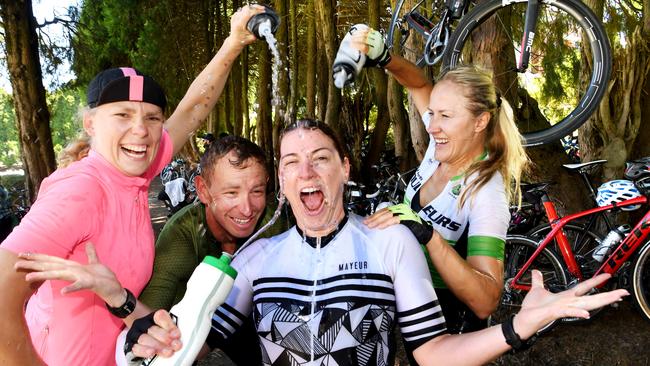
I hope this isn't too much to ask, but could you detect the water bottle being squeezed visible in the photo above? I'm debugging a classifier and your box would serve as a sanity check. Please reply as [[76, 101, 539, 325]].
[[246, 5, 280, 40], [332, 24, 369, 89]]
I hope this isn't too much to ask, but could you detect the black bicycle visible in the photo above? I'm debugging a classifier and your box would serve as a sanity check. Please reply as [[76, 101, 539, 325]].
[[387, 0, 612, 146]]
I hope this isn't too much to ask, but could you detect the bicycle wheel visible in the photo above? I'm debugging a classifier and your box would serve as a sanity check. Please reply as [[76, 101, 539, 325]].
[[631, 240, 650, 323], [528, 223, 604, 279], [490, 235, 567, 334], [527, 222, 608, 322], [443, 0, 611, 146]]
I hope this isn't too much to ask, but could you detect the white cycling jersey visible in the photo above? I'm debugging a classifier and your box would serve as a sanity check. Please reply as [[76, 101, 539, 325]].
[[209, 214, 446, 366], [404, 134, 509, 288], [405, 140, 509, 244]]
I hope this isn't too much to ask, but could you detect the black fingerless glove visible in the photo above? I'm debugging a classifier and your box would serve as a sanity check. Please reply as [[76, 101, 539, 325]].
[[124, 311, 157, 355], [387, 203, 434, 244]]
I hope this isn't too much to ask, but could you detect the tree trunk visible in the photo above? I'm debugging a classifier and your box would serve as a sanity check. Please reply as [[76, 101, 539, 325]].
[[315, 0, 341, 132], [288, 0, 298, 122], [317, 46, 329, 122], [0, 0, 56, 202], [257, 43, 275, 189], [242, 46, 250, 139], [364, 0, 391, 175], [389, 76, 416, 171], [305, 1, 317, 119]]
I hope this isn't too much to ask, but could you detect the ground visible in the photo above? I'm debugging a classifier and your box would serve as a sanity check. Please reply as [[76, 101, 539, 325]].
[[147, 177, 650, 366]]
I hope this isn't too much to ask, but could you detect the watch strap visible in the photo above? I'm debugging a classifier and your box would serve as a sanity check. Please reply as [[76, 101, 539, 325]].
[[501, 314, 536, 351], [106, 288, 136, 318]]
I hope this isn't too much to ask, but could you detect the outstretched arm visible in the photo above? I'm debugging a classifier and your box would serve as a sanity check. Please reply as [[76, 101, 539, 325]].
[[164, 5, 264, 155], [0, 248, 45, 365], [413, 271, 628, 365]]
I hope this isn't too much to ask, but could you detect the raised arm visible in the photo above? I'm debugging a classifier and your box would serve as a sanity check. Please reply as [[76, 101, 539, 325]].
[[348, 26, 433, 115], [0, 249, 44, 365], [164, 5, 264, 155]]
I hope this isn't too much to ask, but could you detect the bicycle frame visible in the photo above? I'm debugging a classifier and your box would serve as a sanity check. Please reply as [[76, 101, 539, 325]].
[[392, 0, 541, 69], [511, 195, 649, 291]]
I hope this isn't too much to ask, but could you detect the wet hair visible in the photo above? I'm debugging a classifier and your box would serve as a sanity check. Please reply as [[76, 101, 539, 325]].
[[199, 135, 267, 184], [279, 119, 347, 161], [438, 65, 529, 207]]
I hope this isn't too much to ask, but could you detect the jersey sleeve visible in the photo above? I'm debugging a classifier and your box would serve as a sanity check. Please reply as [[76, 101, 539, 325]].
[[1, 173, 101, 258], [466, 173, 509, 259], [388, 226, 447, 351], [138, 220, 198, 310], [207, 244, 256, 349]]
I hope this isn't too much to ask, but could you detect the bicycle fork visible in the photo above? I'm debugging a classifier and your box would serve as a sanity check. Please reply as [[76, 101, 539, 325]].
[[518, 0, 540, 71]]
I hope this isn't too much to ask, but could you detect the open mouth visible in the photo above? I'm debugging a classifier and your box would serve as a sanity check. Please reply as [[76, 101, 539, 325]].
[[121, 144, 147, 159], [434, 137, 449, 145], [300, 186, 325, 215]]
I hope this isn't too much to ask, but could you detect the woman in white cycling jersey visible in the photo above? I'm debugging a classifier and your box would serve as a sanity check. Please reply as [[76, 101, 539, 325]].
[[357, 27, 529, 338]]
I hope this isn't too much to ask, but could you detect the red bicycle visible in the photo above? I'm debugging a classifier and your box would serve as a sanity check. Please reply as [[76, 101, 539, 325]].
[[495, 157, 650, 332]]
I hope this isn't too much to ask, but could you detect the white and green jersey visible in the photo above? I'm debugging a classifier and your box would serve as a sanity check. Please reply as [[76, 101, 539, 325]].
[[404, 140, 509, 288]]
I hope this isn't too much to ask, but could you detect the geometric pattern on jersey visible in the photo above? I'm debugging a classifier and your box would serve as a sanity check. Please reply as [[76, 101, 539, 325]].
[[254, 300, 395, 366], [210, 214, 448, 366]]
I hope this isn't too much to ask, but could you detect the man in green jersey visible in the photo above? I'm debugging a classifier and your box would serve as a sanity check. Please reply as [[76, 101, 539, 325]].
[[139, 135, 287, 365]]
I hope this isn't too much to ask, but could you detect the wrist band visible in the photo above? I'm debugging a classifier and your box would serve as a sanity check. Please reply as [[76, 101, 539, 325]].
[[501, 314, 536, 351], [106, 288, 136, 318]]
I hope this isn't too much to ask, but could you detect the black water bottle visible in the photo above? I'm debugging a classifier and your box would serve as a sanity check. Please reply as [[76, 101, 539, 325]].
[[246, 5, 280, 40]]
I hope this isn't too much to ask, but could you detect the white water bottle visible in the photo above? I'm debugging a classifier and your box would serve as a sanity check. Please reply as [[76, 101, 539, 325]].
[[146, 254, 237, 366], [333, 24, 368, 89], [592, 225, 630, 262]]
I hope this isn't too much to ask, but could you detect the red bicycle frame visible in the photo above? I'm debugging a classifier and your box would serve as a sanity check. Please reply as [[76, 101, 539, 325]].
[[510, 195, 650, 291]]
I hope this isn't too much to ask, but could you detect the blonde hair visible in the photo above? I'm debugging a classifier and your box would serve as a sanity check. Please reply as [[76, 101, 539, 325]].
[[58, 130, 91, 169], [439, 65, 529, 207]]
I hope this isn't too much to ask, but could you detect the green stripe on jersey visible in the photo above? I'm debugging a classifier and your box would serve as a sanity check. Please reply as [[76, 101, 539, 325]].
[[467, 235, 504, 260]]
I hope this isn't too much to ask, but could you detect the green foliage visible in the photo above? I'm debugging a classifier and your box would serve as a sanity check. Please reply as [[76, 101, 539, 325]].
[[48, 87, 86, 155], [0, 90, 20, 168], [0, 87, 84, 168]]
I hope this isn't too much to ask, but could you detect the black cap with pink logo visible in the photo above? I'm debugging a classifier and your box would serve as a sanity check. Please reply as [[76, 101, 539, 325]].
[[86, 67, 167, 110]]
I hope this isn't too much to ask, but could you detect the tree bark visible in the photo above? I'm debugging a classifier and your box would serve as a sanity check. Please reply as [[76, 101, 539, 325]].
[[314, 0, 341, 132], [288, 0, 298, 122], [257, 43, 275, 188], [364, 0, 391, 175], [305, 1, 317, 119], [0, 0, 56, 202]]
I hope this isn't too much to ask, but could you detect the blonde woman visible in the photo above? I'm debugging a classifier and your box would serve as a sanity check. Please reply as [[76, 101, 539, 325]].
[[359, 29, 528, 341]]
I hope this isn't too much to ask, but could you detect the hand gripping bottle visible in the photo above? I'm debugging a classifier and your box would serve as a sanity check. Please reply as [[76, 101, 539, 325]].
[[147, 254, 237, 366], [332, 24, 368, 89], [246, 5, 280, 40]]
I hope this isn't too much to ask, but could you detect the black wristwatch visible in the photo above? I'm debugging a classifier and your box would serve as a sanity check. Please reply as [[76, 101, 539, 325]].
[[105, 288, 136, 318], [502, 314, 537, 351]]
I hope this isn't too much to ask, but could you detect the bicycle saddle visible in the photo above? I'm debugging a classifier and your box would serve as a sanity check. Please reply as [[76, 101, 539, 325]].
[[563, 159, 607, 174]]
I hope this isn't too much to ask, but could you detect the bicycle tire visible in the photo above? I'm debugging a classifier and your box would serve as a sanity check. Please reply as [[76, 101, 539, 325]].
[[631, 240, 650, 323], [490, 235, 567, 334], [527, 222, 608, 322], [442, 0, 612, 146]]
